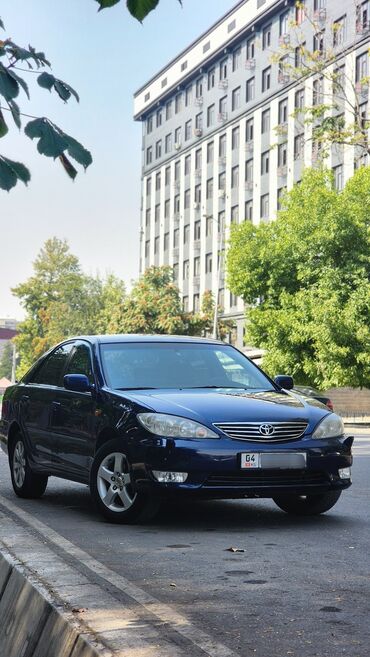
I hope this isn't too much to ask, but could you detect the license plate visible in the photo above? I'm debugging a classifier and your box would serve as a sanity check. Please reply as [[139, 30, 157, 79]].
[[241, 453, 260, 469]]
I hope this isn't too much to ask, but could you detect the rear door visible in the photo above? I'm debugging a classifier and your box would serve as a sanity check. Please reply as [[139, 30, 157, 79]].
[[20, 343, 75, 467], [49, 341, 97, 478]]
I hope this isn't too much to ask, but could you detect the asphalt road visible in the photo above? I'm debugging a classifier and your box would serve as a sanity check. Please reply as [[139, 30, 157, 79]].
[[0, 430, 369, 657]]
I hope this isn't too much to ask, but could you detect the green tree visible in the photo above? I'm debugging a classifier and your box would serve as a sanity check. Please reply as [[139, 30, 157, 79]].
[[227, 167, 370, 388], [13, 238, 126, 376], [0, 340, 13, 380], [95, 0, 182, 22]]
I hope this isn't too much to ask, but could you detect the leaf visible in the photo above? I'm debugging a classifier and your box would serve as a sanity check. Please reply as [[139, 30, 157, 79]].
[[7, 68, 30, 99], [0, 63, 20, 100], [25, 118, 68, 158], [8, 100, 21, 129], [95, 0, 120, 9], [126, 0, 160, 21], [59, 153, 77, 180], [64, 134, 92, 169], [0, 155, 30, 191], [0, 18, 4, 30], [6, 42, 50, 68], [0, 109, 8, 138], [38, 72, 79, 103]]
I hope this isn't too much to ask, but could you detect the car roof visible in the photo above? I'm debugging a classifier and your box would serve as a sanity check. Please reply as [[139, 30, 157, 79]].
[[66, 334, 226, 346]]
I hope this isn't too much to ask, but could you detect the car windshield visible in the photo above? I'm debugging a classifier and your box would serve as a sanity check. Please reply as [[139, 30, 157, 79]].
[[100, 342, 274, 391]]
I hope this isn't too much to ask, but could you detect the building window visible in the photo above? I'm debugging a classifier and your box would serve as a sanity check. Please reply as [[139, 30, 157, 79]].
[[194, 184, 201, 204], [206, 216, 213, 236], [207, 141, 214, 163], [262, 66, 271, 92], [184, 188, 191, 209], [185, 85, 192, 107], [278, 97, 288, 123], [313, 31, 325, 54], [203, 40, 210, 54], [175, 92, 182, 114], [165, 166, 170, 186], [219, 57, 228, 80], [146, 147, 152, 165], [232, 86, 241, 111], [246, 77, 255, 102], [232, 47, 241, 72], [165, 100, 172, 120], [277, 187, 287, 211], [164, 232, 169, 251], [195, 112, 203, 130], [245, 200, 253, 221], [279, 10, 289, 36], [146, 177, 152, 196], [181, 60, 188, 72], [294, 133, 304, 159], [219, 133, 227, 157], [261, 151, 269, 175], [183, 260, 189, 279], [295, 43, 306, 68], [246, 36, 255, 60], [185, 119, 192, 141], [155, 140, 162, 159], [296, 1, 305, 24], [155, 172, 161, 191], [174, 160, 180, 181], [278, 142, 287, 166], [207, 104, 215, 127], [219, 95, 227, 116], [206, 178, 213, 199], [195, 148, 202, 170], [154, 236, 160, 254], [164, 199, 170, 218], [231, 205, 239, 223], [183, 296, 189, 311], [262, 24, 271, 49], [312, 78, 323, 105], [147, 115, 153, 134], [261, 108, 270, 133], [174, 127, 181, 146], [184, 155, 191, 176], [173, 263, 179, 281], [245, 158, 253, 182], [156, 109, 162, 127], [194, 220, 201, 240], [218, 210, 225, 232], [165, 133, 172, 153], [145, 240, 150, 257], [196, 77, 203, 98], [356, 51, 368, 82], [231, 165, 239, 188], [173, 195, 180, 213], [184, 225, 190, 245], [205, 253, 213, 274], [295, 88, 305, 109], [208, 67, 215, 90], [246, 118, 254, 142], [218, 171, 226, 190], [193, 294, 200, 311], [333, 164, 344, 190], [145, 208, 151, 225], [232, 126, 240, 150], [261, 194, 269, 219], [173, 228, 179, 247], [356, 1, 370, 32]]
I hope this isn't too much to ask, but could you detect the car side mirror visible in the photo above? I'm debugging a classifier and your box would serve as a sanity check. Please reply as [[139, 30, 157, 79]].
[[274, 375, 294, 390], [64, 374, 91, 393]]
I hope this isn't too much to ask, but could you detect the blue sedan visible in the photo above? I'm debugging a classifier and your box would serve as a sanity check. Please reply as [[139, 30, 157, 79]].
[[0, 335, 353, 523]]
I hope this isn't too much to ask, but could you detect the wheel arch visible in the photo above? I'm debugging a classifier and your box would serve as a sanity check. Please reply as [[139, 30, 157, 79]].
[[7, 421, 22, 455], [95, 427, 120, 454]]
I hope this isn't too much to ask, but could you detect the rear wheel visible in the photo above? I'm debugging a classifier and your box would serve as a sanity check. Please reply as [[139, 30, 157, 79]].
[[273, 490, 342, 516], [9, 433, 48, 499], [90, 439, 160, 524]]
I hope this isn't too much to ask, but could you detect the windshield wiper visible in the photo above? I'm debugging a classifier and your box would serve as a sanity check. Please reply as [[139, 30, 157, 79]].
[[116, 387, 158, 390], [183, 385, 249, 390]]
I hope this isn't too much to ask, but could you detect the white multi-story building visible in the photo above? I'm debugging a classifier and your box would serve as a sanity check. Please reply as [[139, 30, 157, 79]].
[[134, 0, 369, 347]]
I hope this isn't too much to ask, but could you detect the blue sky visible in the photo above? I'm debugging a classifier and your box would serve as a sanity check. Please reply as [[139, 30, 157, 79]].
[[0, 0, 231, 319]]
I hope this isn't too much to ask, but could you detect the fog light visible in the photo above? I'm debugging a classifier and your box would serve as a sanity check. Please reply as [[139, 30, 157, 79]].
[[338, 467, 351, 480], [152, 471, 188, 483]]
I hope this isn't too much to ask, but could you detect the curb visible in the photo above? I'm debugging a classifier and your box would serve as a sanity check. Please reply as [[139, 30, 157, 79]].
[[0, 552, 109, 657]]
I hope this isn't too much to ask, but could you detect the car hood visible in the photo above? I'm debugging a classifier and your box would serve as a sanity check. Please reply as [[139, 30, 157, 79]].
[[115, 388, 328, 433]]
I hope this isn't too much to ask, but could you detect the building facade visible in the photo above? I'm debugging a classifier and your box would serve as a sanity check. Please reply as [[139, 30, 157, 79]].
[[134, 0, 370, 347]]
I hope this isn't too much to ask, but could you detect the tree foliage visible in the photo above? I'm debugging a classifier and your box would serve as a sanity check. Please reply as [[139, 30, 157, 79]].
[[227, 167, 370, 388], [0, 340, 13, 380], [271, 3, 370, 160], [95, 0, 182, 22]]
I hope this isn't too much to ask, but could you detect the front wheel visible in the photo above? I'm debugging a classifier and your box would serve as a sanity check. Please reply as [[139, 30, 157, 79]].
[[9, 433, 48, 499], [273, 490, 342, 516], [90, 439, 160, 524]]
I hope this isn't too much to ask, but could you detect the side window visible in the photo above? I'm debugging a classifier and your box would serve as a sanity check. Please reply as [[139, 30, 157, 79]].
[[65, 344, 94, 384], [31, 344, 74, 386]]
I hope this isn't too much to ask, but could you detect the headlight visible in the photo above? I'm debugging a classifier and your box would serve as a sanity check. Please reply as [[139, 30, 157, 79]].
[[137, 413, 219, 439], [312, 413, 344, 439]]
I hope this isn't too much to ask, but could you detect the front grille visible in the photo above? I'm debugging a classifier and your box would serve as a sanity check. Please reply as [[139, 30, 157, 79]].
[[205, 470, 328, 488], [213, 421, 308, 442]]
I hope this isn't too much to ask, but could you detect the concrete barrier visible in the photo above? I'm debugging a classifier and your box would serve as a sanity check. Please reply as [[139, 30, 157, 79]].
[[0, 552, 103, 657]]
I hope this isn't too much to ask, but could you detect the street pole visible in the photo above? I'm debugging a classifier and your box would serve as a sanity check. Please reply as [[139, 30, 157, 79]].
[[212, 213, 224, 340]]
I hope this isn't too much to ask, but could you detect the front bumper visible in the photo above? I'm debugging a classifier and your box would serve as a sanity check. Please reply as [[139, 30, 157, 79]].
[[131, 434, 353, 499]]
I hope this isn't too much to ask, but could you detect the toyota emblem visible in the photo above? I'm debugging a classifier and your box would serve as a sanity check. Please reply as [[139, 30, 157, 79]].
[[259, 423, 275, 436]]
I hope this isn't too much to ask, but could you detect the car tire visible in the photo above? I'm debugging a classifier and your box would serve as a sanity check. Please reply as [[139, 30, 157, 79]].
[[273, 490, 342, 516], [9, 433, 48, 499], [90, 439, 160, 524]]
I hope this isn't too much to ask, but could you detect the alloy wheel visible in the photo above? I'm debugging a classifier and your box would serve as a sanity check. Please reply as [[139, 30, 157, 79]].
[[13, 440, 26, 488], [97, 452, 137, 513]]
